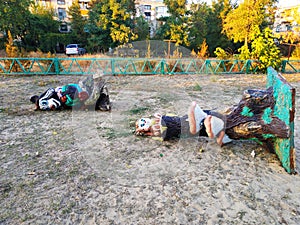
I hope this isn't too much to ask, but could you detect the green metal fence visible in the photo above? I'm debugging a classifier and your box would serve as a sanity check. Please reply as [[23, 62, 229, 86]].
[[0, 57, 298, 75]]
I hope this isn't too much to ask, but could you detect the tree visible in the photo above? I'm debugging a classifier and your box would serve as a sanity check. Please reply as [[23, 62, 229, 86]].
[[223, 1, 262, 45], [100, 0, 137, 44], [86, 1, 111, 52], [0, 0, 33, 49], [163, 0, 189, 46], [135, 16, 150, 41], [25, 3, 60, 52], [68, 0, 88, 45], [222, 0, 277, 46], [5, 30, 20, 57], [188, 2, 210, 52], [87, 0, 137, 52], [251, 26, 281, 71], [197, 39, 209, 58], [206, 0, 236, 56], [152, 17, 170, 41]]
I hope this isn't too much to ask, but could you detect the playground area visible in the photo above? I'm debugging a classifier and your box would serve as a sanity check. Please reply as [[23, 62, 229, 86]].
[[0, 73, 300, 224]]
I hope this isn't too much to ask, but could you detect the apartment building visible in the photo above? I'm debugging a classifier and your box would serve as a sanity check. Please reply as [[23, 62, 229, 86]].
[[135, 0, 169, 37], [35, 0, 91, 32], [273, 4, 300, 33], [35, 1, 300, 37], [35, 0, 170, 36]]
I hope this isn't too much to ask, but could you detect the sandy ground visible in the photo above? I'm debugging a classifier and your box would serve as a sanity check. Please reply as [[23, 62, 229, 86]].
[[0, 73, 300, 224]]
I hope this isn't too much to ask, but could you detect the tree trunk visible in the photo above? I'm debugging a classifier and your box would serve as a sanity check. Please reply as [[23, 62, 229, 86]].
[[224, 87, 290, 143]]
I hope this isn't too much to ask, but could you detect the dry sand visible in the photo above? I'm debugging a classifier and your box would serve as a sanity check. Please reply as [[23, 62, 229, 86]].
[[0, 73, 300, 224]]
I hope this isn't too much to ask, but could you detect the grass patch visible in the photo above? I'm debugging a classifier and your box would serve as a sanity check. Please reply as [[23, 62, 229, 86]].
[[127, 106, 149, 115], [98, 127, 132, 139], [156, 93, 177, 104], [209, 75, 218, 82], [192, 83, 202, 91]]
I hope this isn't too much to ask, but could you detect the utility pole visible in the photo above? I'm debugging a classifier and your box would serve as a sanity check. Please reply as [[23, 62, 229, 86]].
[[164, 40, 176, 58]]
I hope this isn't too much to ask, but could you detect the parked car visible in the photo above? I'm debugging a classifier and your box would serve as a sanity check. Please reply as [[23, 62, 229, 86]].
[[65, 44, 86, 56]]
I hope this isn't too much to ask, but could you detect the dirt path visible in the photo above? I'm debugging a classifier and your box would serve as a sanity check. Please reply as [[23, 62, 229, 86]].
[[0, 73, 300, 224]]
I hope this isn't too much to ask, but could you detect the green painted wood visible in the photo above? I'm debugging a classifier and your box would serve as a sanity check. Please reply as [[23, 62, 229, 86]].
[[281, 60, 299, 73], [267, 67, 296, 173], [1, 57, 300, 75], [0, 58, 263, 75]]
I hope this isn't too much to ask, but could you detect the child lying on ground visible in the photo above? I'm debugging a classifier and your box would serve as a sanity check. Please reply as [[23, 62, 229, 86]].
[[135, 101, 232, 146], [30, 84, 89, 110], [135, 87, 291, 148], [30, 74, 111, 111]]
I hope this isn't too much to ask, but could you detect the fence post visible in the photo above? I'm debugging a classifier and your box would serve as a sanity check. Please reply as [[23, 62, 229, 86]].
[[161, 59, 165, 75], [281, 60, 287, 73], [111, 58, 115, 75], [205, 59, 211, 74], [54, 58, 60, 75], [245, 59, 251, 74]]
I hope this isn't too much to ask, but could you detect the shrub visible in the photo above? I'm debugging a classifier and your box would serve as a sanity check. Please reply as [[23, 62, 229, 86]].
[[250, 27, 281, 72]]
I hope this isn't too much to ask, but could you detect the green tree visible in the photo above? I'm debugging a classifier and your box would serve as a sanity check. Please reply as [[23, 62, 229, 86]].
[[0, 0, 33, 49], [206, 0, 236, 56], [25, 4, 60, 52], [100, 0, 137, 44], [68, 0, 88, 45], [222, 0, 277, 46], [163, 0, 189, 46], [152, 17, 170, 40], [251, 26, 281, 71], [135, 16, 150, 41], [86, 0, 113, 52], [87, 0, 137, 52], [188, 2, 210, 52]]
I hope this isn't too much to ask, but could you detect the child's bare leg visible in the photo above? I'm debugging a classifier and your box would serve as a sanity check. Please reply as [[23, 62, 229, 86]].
[[204, 115, 214, 138], [216, 130, 225, 146], [188, 101, 197, 134]]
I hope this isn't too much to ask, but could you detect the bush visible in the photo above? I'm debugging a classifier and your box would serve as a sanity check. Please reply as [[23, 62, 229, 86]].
[[250, 27, 281, 72], [291, 44, 300, 58]]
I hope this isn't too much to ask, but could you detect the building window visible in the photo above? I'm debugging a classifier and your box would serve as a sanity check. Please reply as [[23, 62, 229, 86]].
[[80, 2, 89, 9], [57, 0, 65, 5], [145, 12, 151, 21], [60, 23, 68, 32], [156, 6, 168, 14], [144, 5, 151, 10], [58, 8, 66, 20], [156, 6, 169, 18], [275, 25, 281, 32], [286, 24, 292, 31]]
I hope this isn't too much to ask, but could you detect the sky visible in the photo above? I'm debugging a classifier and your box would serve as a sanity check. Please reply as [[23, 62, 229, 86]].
[[201, 0, 300, 7], [278, 0, 300, 7]]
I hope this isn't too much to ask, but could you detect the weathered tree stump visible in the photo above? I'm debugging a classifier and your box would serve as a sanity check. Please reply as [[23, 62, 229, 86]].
[[225, 87, 290, 141], [222, 67, 296, 174]]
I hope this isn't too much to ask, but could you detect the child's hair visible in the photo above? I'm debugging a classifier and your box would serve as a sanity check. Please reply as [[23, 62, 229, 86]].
[[30, 95, 39, 104], [30, 95, 40, 109]]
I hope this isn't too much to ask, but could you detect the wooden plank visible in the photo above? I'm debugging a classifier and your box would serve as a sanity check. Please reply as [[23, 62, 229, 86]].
[[266, 67, 296, 173]]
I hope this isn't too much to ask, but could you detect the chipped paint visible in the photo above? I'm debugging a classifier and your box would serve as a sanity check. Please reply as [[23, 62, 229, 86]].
[[241, 106, 254, 117], [262, 107, 272, 124], [262, 133, 276, 139], [267, 67, 296, 173]]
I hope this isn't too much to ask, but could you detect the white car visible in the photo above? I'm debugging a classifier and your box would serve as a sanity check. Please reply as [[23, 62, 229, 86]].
[[65, 44, 86, 56]]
